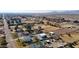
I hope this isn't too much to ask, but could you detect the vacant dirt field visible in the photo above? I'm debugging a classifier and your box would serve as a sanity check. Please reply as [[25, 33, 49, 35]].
[[60, 31, 79, 42], [34, 24, 60, 32]]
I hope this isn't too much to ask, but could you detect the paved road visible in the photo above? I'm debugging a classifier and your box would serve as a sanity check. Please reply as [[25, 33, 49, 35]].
[[3, 14, 16, 48]]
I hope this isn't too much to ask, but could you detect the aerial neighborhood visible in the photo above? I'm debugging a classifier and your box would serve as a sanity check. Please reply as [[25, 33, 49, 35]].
[[0, 12, 79, 48]]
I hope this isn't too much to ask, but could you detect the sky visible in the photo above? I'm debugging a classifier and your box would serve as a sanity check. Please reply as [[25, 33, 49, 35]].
[[0, 10, 52, 13], [0, 0, 79, 13]]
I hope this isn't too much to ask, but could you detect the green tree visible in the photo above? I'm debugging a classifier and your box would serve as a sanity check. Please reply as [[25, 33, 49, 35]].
[[25, 24, 32, 33]]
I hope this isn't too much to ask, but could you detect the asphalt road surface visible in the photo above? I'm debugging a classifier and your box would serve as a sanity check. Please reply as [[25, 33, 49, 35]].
[[3, 14, 16, 48]]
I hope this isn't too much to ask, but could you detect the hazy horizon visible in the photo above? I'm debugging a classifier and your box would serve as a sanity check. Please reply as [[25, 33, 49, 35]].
[[0, 10, 79, 13]]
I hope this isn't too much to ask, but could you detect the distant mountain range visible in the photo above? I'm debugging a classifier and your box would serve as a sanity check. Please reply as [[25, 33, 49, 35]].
[[21, 10, 79, 16], [50, 10, 79, 14], [1, 10, 79, 16]]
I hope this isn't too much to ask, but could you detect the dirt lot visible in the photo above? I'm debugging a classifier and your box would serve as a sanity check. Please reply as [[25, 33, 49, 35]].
[[34, 24, 60, 33]]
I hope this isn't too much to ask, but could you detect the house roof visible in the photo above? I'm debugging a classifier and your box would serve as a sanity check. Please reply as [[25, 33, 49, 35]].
[[38, 33, 47, 37], [23, 36, 32, 41], [49, 32, 55, 34]]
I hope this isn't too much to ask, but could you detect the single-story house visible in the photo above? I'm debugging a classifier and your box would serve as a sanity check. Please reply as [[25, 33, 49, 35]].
[[36, 33, 47, 40]]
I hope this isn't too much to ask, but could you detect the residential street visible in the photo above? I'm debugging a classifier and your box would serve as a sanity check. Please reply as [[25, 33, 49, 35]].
[[3, 14, 16, 48]]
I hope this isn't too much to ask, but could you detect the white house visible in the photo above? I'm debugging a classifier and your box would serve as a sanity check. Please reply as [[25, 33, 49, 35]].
[[49, 32, 60, 40], [23, 35, 32, 42], [49, 32, 55, 36], [36, 33, 47, 40]]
